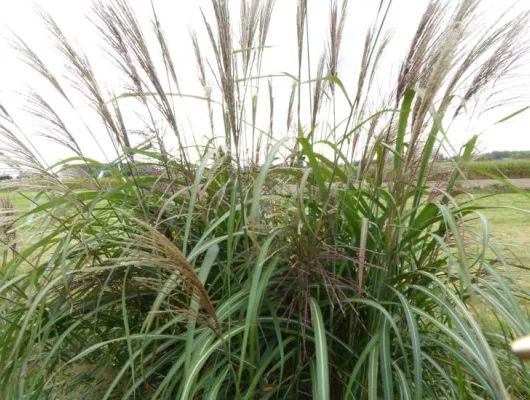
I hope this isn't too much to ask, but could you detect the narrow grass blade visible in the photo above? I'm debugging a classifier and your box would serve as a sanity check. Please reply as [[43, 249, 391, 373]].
[[310, 297, 329, 400]]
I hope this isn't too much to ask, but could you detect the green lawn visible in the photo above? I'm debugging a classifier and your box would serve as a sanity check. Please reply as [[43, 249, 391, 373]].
[[8, 191, 38, 213], [3, 190, 530, 275], [1, 192, 48, 268], [4, 190, 530, 264], [467, 193, 530, 267]]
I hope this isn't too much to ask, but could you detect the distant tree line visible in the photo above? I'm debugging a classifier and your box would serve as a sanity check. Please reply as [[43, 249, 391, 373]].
[[477, 151, 530, 161], [430, 150, 530, 163]]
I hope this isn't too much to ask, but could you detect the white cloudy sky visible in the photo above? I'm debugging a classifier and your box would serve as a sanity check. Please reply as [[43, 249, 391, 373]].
[[0, 0, 529, 171]]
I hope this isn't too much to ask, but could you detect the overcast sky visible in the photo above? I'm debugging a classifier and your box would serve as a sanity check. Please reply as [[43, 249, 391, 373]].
[[0, 0, 529, 170]]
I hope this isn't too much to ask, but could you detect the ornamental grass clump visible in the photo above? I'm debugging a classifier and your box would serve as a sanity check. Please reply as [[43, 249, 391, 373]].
[[0, 0, 530, 398]]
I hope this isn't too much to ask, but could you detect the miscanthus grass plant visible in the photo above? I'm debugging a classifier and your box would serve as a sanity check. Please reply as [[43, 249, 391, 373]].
[[1, 0, 530, 398]]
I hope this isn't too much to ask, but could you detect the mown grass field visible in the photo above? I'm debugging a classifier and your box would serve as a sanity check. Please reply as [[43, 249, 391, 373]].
[[467, 193, 530, 268], [7, 190, 530, 267], [9, 191, 36, 212]]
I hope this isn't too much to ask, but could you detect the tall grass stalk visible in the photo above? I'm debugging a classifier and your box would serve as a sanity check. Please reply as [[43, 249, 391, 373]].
[[0, 0, 530, 398]]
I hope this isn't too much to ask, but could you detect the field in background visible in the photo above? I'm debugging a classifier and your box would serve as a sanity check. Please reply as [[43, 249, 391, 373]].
[[433, 159, 530, 180], [9, 192, 36, 212], [466, 193, 530, 268], [6, 189, 529, 267]]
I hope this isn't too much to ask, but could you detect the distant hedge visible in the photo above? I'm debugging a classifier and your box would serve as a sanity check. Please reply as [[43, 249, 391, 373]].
[[431, 160, 530, 180]]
